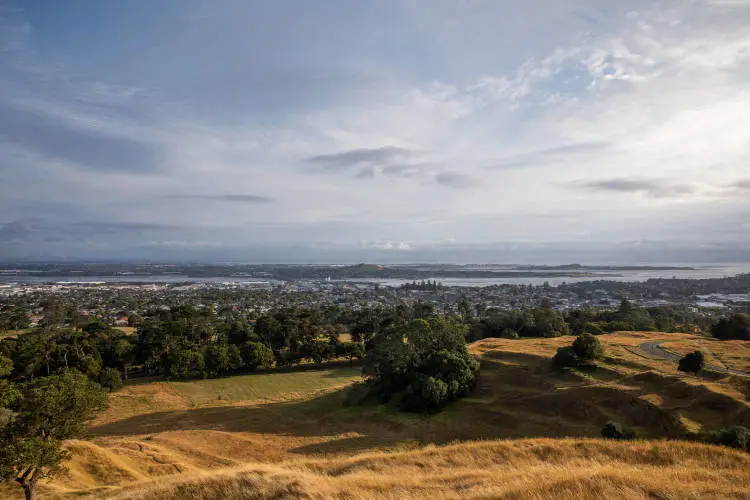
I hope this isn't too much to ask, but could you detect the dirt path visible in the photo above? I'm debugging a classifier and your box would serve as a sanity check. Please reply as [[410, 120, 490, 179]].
[[639, 342, 750, 377]]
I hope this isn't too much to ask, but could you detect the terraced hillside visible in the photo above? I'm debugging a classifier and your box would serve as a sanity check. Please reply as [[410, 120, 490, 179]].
[[6, 332, 749, 499]]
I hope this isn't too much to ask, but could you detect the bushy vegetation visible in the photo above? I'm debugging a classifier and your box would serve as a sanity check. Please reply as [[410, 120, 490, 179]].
[[711, 314, 750, 340], [97, 367, 123, 392], [678, 351, 705, 374], [712, 425, 749, 451], [361, 317, 479, 411], [553, 333, 603, 370]]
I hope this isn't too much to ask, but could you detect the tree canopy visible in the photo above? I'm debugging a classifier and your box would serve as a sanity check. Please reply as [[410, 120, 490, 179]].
[[0, 369, 107, 500], [362, 317, 479, 411]]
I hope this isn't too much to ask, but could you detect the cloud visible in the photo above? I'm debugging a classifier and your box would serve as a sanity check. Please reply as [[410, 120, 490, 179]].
[[0, 219, 181, 246], [363, 240, 414, 251], [167, 194, 275, 203], [0, 220, 34, 243], [67, 221, 181, 231], [583, 178, 696, 198], [732, 179, 750, 190], [306, 146, 413, 171], [434, 171, 479, 189], [488, 141, 611, 170], [0, 103, 162, 173]]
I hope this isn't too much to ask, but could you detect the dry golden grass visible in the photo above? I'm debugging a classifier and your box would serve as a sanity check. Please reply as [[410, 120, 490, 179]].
[[660, 339, 750, 374], [114, 327, 136, 335], [55, 439, 750, 499], [7, 331, 750, 499]]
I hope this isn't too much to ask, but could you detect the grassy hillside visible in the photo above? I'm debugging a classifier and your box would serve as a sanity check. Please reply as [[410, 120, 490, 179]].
[[8, 331, 750, 498], [61, 439, 750, 499]]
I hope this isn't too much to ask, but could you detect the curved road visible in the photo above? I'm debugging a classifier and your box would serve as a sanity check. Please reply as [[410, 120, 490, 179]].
[[639, 342, 750, 377]]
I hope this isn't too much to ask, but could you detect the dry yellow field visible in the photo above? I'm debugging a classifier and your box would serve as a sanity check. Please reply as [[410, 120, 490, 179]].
[[7, 331, 750, 499], [660, 338, 750, 374]]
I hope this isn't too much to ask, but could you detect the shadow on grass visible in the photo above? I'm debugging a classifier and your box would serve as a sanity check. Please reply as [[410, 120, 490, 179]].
[[90, 350, 748, 455]]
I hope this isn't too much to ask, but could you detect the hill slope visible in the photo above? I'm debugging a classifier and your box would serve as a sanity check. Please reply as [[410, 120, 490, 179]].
[[7, 331, 749, 498], [70, 438, 750, 499]]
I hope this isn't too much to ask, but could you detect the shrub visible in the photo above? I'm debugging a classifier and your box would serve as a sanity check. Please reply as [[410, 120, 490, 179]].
[[553, 346, 581, 369], [98, 367, 123, 392], [714, 425, 749, 451], [678, 351, 704, 374], [601, 421, 635, 440], [572, 333, 603, 360]]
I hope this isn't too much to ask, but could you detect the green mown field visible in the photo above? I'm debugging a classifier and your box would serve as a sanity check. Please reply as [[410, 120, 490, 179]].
[[171, 366, 362, 405]]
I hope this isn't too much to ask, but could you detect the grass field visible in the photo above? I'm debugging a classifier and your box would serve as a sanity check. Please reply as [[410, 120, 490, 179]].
[[7, 331, 750, 499], [171, 366, 362, 405], [61, 438, 750, 499], [661, 338, 750, 373]]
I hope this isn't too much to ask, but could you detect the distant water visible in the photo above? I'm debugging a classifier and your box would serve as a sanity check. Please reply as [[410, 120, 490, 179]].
[[342, 263, 750, 287], [1, 264, 749, 288]]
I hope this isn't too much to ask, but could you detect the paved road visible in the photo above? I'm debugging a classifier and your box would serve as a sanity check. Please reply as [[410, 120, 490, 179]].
[[638, 342, 750, 377]]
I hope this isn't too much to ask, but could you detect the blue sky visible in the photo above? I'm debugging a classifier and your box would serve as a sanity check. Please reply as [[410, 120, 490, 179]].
[[1, 0, 749, 262]]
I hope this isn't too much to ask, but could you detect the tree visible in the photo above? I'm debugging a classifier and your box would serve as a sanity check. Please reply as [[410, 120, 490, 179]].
[[241, 342, 274, 371], [362, 318, 479, 412], [227, 344, 242, 372], [0, 370, 107, 500], [711, 314, 750, 341], [0, 357, 21, 428], [678, 350, 704, 374], [98, 367, 123, 392], [168, 349, 205, 379], [572, 333, 603, 360], [204, 345, 231, 377]]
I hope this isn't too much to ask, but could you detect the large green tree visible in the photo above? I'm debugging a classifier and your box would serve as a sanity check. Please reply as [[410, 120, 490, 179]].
[[0, 370, 108, 500], [363, 318, 479, 411]]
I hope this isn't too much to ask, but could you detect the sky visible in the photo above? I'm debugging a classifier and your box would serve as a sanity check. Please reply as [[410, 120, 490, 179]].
[[1, 0, 749, 263]]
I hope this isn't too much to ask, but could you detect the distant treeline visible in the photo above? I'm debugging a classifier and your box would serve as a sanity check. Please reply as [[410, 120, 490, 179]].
[[1, 295, 744, 390]]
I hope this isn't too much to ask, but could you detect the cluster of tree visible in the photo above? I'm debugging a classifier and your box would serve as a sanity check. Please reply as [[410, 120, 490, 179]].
[[467, 301, 707, 342], [0, 305, 30, 331], [356, 317, 480, 411], [569, 300, 703, 334], [469, 307, 570, 340], [553, 333, 603, 370], [710, 314, 750, 340], [0, 324, 129, 391], [132, 306, 366, 379]]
